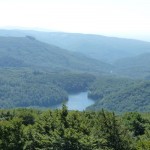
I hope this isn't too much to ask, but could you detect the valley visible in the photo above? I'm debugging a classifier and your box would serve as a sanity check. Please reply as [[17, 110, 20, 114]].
[[0, 29, 150, 111], [0, 29, 150, 149]]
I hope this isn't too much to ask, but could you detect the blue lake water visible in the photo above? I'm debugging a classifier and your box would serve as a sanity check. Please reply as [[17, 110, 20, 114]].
[[51, 92, 94, 111]]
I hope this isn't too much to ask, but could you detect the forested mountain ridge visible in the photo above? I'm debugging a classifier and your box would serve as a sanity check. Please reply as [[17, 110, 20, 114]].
[[1, 29, 150, 63], [2, 29, 150, 78], [0, 36, 112, 73]]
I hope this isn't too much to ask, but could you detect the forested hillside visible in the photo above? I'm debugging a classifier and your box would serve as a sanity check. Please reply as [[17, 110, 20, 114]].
[[0, 107, 150, 149], [87, 76, 150, 112], [114, 53, 150, 78], [0, 69, 95, 108], [0, 36, 111, 73]]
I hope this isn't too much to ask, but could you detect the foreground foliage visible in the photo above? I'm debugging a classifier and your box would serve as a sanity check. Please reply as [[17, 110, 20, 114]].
[[0, 107, 150, 150]]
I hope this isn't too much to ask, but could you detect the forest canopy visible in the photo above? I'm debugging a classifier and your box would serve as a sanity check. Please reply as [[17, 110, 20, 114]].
[[0, 107, 150, 150]]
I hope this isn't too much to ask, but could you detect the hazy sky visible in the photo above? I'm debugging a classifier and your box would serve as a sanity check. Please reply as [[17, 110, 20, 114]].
[[0, 0, 150, 40]]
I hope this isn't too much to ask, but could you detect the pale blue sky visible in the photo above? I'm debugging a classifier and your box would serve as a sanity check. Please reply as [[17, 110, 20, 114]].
[[0, 0, 150, 40]]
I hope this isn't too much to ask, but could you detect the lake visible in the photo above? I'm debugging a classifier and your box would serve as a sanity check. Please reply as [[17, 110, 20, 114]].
[[51, 92, 95, 111]]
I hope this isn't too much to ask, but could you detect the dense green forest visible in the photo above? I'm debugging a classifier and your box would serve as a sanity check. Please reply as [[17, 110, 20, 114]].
[[0, 69, 95, 108], [0, 107, 150, 150], [87, 77, 150, 112], [1, 68, 150, 112]]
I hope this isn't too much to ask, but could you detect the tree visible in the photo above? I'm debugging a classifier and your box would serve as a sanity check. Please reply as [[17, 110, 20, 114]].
[[0, 118, 24, 150], [123, 112, 145, 136], [98, 110, 134, 150]]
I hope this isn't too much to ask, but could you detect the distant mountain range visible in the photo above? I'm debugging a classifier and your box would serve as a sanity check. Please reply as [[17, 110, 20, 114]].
[[1, 29, 150, 78], [1, 29, 150, 63]]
